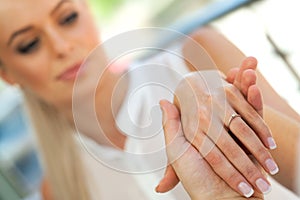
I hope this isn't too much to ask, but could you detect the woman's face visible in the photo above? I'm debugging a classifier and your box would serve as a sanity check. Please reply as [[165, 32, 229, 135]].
[[0, 0, 101, 108]]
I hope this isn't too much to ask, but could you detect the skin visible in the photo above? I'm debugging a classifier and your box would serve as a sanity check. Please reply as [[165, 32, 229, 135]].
[[160, 68, 300, 198], [183, 27, 300, 192], [0, 0, 100, 109], [160, 99, 263, 200], [0, 0, 127, 148], [157, 58, 273, 198], [184, 27, 300, 123], [0, 0, 293, 198]]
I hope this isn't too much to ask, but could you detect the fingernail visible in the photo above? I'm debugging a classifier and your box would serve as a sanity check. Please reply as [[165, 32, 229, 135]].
[[155, 185, 161, 193], [267, 137, 277, 150], [256, 178, 272, 194], [265, 158, 279, 175], [238, 182, 254, 198]]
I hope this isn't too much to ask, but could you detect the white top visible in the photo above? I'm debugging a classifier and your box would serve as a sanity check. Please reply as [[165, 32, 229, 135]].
[[80, 47, 299, 199]]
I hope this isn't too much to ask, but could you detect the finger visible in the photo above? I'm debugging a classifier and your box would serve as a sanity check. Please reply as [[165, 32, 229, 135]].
[[224, 88, 279, 174], [225, 86, 276, 150], [234, 57, 258, 91], [191, 131, 255, 198], [155, 165, 179, 193], [248, 85, 263, 117], [226, 68, 239, 83], [158, 100, 204, 195], [227, 114, 279, 176], [240, 69, 264, 117], [160, 100, 183, 143], [230, 59, 263, 118], [210, 127, 272, 195], [240, 69, 257, 97]]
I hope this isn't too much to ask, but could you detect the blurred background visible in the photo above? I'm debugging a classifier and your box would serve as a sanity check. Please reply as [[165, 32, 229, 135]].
[[0, 0, 299, 199]]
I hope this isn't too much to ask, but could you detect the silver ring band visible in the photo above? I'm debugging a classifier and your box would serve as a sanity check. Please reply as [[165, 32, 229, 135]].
[[228, 113, 241, 127]]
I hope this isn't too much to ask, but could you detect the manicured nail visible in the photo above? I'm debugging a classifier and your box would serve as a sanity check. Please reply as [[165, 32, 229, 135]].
[[238, 182, 254, 198], [256, 178, 272, 194], [265, 158, 279, 175], [267, 137, 277, 150]]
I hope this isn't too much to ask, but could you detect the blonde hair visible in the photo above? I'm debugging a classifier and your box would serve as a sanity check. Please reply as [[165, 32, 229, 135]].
[[23, 90, 92, 200]]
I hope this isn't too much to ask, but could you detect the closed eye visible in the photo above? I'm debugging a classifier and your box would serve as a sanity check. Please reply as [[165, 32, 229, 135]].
[[17, 37, 40, 54], [60, 12, 78, 25]]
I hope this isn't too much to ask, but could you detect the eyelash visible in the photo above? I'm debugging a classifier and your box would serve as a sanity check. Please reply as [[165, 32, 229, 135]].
[[60, 11, 79, 25], [17, 37, 40, 54], [17, 11, 79, 55]]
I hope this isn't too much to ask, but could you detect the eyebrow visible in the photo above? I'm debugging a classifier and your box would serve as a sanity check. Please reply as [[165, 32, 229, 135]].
[[7, 0, 68, 47], [50, 0, 68, 16], [7, 26, 34, 47]]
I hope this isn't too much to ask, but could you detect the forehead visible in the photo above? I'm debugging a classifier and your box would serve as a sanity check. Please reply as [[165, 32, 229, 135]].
[[0, 0, 62, 44], [0, 0, 62, 23]]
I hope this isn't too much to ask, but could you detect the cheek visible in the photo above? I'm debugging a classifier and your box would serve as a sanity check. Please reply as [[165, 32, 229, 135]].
[[77, 11, 100, 48], [5, 53, 51, 88]]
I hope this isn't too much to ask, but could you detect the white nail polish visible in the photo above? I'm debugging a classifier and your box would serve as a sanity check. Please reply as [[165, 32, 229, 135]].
[[267, 137, 277, 150], [256, 178, 272, 194], [238, 182, 254, 198], [265, 158, 279, 175]]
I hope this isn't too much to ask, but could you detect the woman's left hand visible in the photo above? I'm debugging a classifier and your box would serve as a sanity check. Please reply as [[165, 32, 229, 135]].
[[159, 99, 264, 200], [156, 57, 278, 197]]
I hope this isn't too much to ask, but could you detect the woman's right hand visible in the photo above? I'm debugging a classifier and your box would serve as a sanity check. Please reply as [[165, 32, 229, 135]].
[[226, 57, 263, 117]]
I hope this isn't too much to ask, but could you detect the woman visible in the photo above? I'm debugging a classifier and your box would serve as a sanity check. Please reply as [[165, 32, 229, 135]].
[[0, 0, 296, 199]]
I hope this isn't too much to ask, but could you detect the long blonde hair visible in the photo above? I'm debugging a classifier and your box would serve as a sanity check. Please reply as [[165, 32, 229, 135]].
[[23, 90, 92, 200]]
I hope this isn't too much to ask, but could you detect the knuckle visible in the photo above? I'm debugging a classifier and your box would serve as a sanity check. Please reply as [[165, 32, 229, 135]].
[[197, 107, 207, 119], [227, 145, 242, 160], [252, 117, 269, 133], [225, 85, 245, 105], [236, 123, 251, 137], [225, 85, 239, 97], [197, 107, 210, 126], [205, 151, 224, 167], [200, 92, 212, 101], [247, 113, 271, 138], [246, 109, 260, 122], [253, 146, 269, 161], [224, 85, 233, 97], [184, 122, 199, 141], [197, 93, 213, 107], [243, 165, 259, 180], [226, 171, 242, 185]]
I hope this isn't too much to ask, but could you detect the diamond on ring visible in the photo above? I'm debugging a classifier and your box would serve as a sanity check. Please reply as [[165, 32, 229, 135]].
[[227, 113, 241, 127]]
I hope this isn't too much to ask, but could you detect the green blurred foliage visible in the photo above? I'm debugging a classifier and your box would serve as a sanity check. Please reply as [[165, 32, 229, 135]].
[[88, 0, 125, 19]]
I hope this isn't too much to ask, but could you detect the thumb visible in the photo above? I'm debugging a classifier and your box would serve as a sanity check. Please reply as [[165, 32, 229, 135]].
[[155, 164, 180, 193], [159, 99, 182, 145], [155, 100, 183, 193]]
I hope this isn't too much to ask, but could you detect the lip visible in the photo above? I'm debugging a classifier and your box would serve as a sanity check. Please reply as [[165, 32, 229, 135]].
[[56, 61, 85, 81]]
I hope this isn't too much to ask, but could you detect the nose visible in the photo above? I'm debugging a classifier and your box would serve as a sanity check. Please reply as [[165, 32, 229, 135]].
[[47, 28, 74, 59]]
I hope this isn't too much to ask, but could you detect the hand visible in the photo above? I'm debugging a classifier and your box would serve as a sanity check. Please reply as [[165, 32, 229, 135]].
[[159, 100, 263, 200], [156, 57, 278, 197], [226, 57, 263, 117]]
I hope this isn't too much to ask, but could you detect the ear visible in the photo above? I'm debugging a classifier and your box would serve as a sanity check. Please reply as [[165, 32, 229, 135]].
[[0, 67, 17, 85]]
